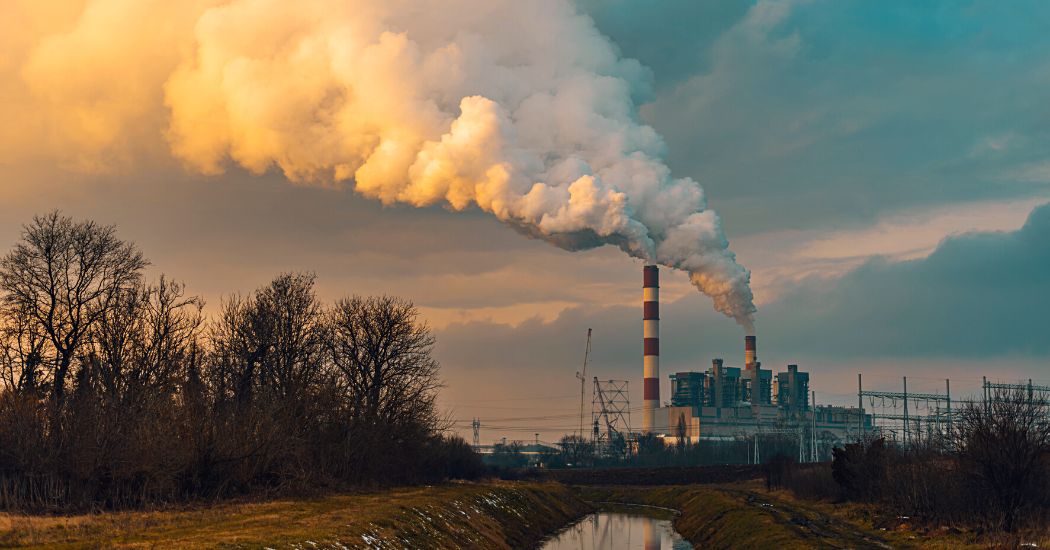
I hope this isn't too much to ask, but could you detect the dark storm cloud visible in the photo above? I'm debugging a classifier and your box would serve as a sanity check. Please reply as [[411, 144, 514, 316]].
[[581, 0, 1050, 236], [761, 202, 1050, 358], [577, 0, 750, 87]]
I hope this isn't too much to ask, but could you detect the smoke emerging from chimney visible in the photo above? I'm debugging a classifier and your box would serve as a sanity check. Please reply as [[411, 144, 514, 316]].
[[28, 0, 758, 328]]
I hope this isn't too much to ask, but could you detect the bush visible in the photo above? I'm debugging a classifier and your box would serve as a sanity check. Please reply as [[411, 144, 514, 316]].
[[824, 389, 1050, 536], [764, 453, 794, 491], [784, 463, 841, 501], [954, 389, 1050, 532], [831, 437, 889, 503]]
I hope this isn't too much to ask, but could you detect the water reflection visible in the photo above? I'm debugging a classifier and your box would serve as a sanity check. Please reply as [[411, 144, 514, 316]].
[[539, 512, 694, 550]]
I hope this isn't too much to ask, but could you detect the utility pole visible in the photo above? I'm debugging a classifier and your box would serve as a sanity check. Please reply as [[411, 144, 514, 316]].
[[812, 390, 817, 462], [576, 329, 592, 439], [945, 378, 951, 443], [798, 425, 804, 463], [857, 373, 863, 438], [903, 376, 909, 447]]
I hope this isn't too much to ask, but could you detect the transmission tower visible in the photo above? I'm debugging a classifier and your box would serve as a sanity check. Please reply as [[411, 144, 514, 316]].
[[471, 418, 480, 450], [858, 375, 951, 447], [592, 378, 632, 457], [984, 378, 1050, 403]]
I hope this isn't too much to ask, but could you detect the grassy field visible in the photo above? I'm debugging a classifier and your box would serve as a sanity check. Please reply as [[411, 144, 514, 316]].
[[0, 482, 589, 549]]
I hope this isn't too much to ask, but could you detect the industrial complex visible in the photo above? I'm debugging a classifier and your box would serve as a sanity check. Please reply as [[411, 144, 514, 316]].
[[636, 265, 871, 457], [478, 264, 1040, 462]]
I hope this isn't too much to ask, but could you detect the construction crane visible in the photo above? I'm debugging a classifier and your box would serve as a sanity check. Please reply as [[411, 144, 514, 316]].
[[576, 328, 592, 439]]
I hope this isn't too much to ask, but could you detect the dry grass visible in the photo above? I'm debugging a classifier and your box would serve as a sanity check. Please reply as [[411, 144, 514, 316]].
[[578, 482, 906, 550], [0, 481, 589, 549], [767, 482, 1050, 550]]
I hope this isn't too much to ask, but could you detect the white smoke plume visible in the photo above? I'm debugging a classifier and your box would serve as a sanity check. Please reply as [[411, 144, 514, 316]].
[[18, 0, 758, 330]]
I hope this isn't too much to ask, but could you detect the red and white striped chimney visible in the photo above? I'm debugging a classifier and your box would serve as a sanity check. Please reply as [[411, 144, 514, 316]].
[[642, 265, 660, 434], [745, 335, 757, 367]]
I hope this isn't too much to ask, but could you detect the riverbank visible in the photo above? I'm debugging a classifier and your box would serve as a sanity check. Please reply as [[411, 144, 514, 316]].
[[579, 483, 904, 550], [8, 478, 1042, 549], [580, 482, 1050, 550], [0, 482, 589, 549]]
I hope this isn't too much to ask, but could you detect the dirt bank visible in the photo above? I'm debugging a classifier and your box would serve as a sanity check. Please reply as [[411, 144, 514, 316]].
[[579, 484, 905, 550], [0, 482, 590, 549]]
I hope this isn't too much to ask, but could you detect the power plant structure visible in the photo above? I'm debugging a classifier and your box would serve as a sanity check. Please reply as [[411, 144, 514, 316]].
[[642, 265, 660, 434], [638, 265, 871, 454], [469, 264, 1046, 462]]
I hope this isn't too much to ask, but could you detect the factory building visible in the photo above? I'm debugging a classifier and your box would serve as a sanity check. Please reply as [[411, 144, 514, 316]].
[[640, 265, 870, 450]]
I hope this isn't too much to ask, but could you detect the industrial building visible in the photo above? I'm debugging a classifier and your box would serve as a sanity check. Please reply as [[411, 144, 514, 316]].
[[639, 265, 871, 455]]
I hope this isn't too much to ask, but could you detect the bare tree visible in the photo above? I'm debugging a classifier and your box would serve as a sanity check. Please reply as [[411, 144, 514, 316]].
[[327, 295, 442, 430], [87, 276, 203, 407], [0, 304, 49, 394], [0, 212, 147, 404], [0, 214, 481, 509], [954, 388, 1050, 532], [208, 273, 327, 405]]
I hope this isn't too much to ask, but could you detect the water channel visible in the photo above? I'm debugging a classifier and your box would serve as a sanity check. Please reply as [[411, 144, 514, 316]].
[[539, 511, 694, 550]]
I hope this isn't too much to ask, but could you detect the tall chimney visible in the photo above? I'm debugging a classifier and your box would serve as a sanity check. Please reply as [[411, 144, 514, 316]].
[[745, 335, 757, 367], [712, 358, 724, 409], [642, 265, 659, 434]]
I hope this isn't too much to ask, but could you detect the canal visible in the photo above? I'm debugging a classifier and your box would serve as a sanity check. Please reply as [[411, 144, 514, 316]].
[[539, 511, 694, 550]]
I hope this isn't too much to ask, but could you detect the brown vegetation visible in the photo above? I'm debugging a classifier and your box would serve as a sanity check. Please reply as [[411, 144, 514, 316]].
[[778, 387, 1050, 542], [0, 481, 587, 549], [578, 484, 899, 550], [0, 212, 483, 512]]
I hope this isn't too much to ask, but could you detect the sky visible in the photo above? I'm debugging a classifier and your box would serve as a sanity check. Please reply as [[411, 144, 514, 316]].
[[1, 0, 1049, 443]]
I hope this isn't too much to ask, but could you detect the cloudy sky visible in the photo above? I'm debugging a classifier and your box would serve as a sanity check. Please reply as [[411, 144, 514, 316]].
[[2, 0, 1048, 442]]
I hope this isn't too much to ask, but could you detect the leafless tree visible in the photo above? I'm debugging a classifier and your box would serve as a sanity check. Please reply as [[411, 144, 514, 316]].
[[0, 214, 481, 509], [0, 304, 49, 394], [954, 388, 1050, 532], [326, 295, 447, 483], [86, 276, 203, 407], [0, 212, 147, 404], [209, 273, 327, 405], [328, 295, 442, 430]]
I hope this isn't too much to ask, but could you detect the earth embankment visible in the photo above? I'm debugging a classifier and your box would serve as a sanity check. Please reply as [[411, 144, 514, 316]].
[[0, 482, 589, 549]]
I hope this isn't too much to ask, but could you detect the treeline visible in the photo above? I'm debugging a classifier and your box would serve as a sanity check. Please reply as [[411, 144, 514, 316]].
[[783, 388, 1050, 535], [0, 212, 482, 512], [526, 433, 797, 470]]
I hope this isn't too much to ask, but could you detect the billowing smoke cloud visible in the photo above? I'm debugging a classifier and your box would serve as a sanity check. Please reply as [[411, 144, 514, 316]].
[[14, 0, 757, 329]]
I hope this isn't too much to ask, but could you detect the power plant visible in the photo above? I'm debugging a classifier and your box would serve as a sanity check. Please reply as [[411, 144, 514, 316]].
[[475, 265, 1043, 463], [637, 265, 869, 455]]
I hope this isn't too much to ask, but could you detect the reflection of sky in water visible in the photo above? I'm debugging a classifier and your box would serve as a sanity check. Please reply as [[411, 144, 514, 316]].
[[539, 512, 693, 550]]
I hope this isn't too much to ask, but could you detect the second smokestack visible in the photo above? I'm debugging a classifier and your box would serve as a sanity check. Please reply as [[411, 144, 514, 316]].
[[745, 335, 757, 367]]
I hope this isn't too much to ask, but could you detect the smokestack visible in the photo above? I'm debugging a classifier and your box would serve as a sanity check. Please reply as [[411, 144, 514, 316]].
[[642, 265, 659, 434], [745, 335, 757, 368], [712, 358, 724, 409]]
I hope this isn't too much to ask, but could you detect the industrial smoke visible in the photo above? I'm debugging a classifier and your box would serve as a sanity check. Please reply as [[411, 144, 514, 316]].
[[21, 0, 757, 329]]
